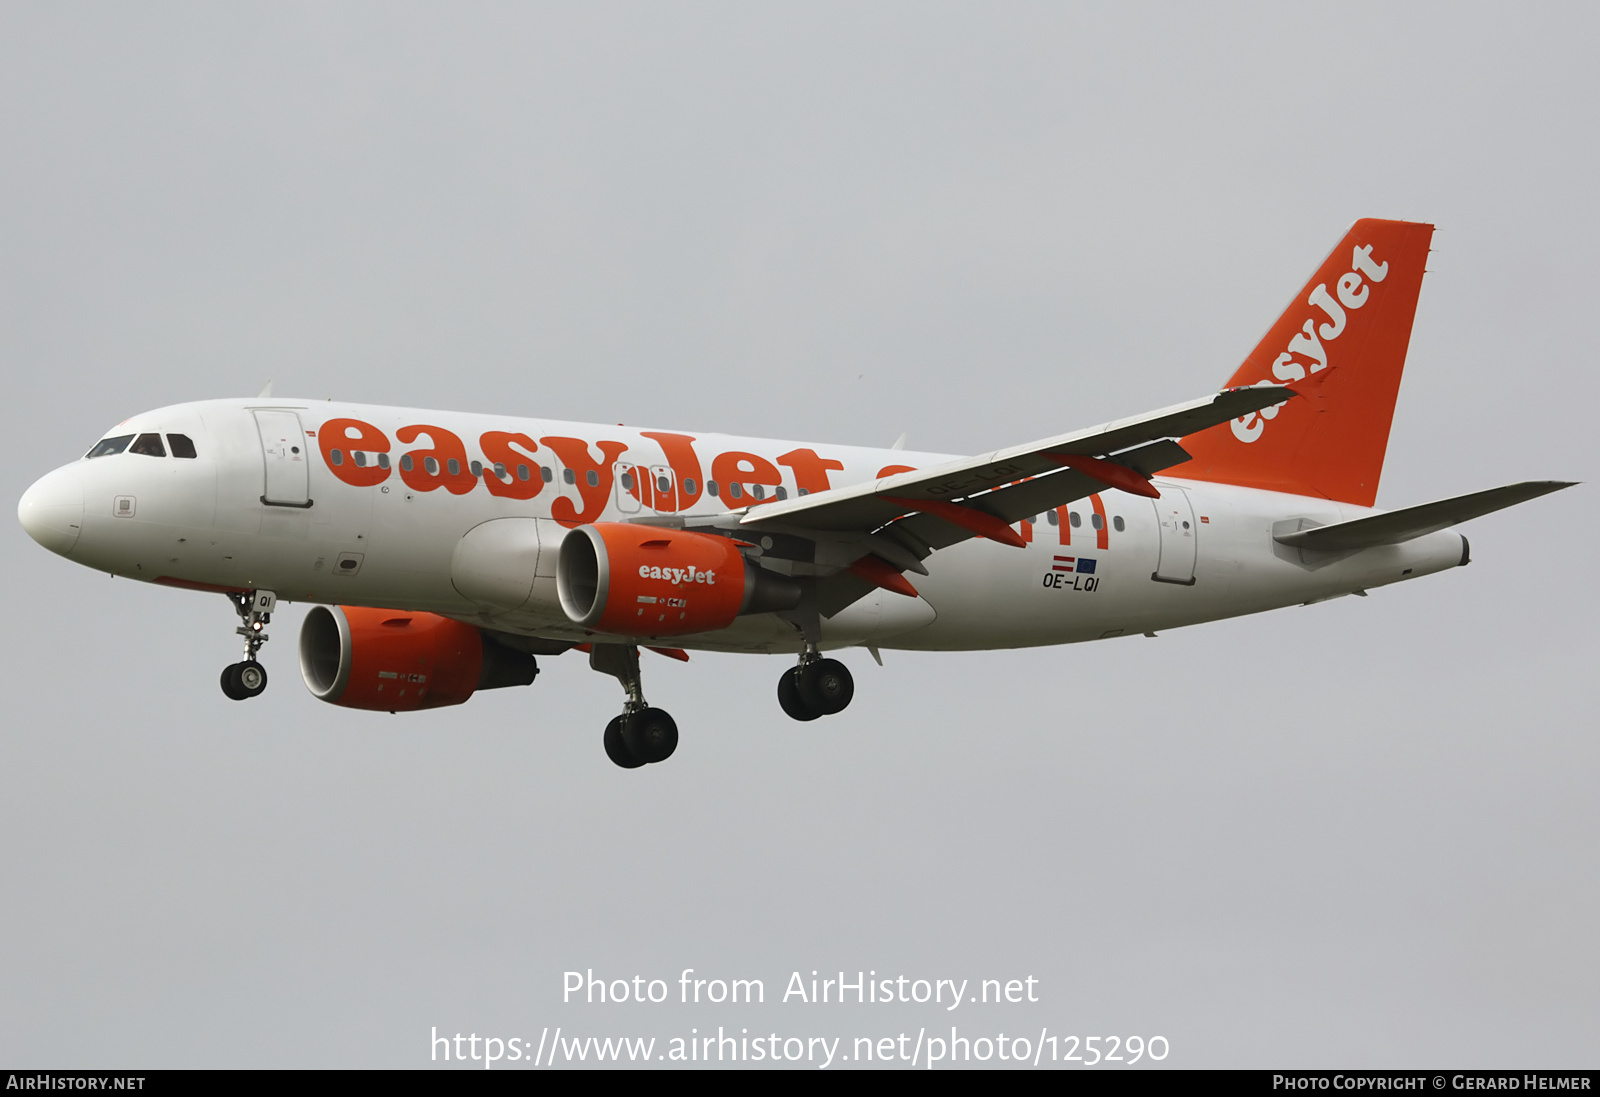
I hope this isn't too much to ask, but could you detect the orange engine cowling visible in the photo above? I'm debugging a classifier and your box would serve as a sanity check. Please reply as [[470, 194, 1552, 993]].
[[298, 605, 538, 712], [557, 523, 801, 637]]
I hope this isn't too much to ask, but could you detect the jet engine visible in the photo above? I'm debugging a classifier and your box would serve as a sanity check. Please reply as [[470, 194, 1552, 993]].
[[556, 523, 801, 636], [299, 605, 537, 711]]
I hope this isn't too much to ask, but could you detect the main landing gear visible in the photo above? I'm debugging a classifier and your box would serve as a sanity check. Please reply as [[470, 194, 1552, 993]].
[[777, 648, 854, 722], [220, 590, 276, 701], [590, 643, 678, 769]]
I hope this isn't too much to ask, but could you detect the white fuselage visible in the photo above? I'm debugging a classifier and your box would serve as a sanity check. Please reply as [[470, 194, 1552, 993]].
[[19, 398, 1467, 655]]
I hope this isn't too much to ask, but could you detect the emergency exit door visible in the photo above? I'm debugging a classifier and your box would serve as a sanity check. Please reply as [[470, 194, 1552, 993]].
[[1150, 487, 1196, 585]]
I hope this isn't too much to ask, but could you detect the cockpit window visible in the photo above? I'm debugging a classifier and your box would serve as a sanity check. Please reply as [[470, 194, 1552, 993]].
[[129, 433, 166, 457], [85, 435, 135, 459], [167, 434, 197, 458]]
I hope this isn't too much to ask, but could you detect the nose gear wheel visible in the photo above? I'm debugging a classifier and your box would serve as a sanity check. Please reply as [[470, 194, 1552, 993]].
[[221, 660, 269, 700]]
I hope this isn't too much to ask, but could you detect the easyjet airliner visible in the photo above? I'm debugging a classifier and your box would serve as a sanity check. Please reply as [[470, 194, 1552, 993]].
[[17, 219, 1573, 768]]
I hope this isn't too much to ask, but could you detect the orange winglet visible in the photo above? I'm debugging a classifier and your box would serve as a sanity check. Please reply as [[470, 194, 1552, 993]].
[[1046, 454, 1161, 498], [646, 646, 690, 662], [881, 496, 1027, 548], [849, 555, 920, 599]]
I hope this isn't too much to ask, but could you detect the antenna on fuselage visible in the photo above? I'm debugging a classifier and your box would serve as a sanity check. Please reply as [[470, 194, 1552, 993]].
[[256, 379, 274, 398]]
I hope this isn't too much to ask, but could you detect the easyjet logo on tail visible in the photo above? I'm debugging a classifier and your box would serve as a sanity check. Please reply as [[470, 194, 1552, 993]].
[[1232, 244, 1390, 443]]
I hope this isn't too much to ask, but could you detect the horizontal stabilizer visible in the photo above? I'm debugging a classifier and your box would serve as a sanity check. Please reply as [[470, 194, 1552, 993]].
[[1274, 481, 1577, 552]]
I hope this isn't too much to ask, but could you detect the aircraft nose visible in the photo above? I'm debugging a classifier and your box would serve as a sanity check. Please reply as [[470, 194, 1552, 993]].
[[18, 465, 85, 557]]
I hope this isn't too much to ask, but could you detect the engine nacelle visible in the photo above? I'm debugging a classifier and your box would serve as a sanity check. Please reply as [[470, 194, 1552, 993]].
[[557, 523, 801, 636], [299, 605, 537, 712]]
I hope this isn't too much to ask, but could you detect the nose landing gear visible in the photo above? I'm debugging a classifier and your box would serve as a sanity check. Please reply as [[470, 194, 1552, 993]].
[[220, 590, 275, 701], [777, 649, 854, 721]]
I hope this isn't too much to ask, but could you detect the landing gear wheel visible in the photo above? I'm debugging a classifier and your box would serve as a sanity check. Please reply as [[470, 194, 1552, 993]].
[[604, 716, 645, 769], [236, 661, 268, 697], [777, 667, 821, 721], [221, 661, 268, 701], [798, 658, 854, 716], [621, 707, 679, 764]]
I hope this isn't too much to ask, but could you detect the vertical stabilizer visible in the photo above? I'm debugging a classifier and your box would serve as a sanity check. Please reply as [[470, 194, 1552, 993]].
[[1178, 219, 1434, 506]]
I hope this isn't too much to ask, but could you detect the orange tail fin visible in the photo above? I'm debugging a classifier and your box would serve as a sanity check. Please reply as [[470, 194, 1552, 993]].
[[1178, 219, 1434, 506]]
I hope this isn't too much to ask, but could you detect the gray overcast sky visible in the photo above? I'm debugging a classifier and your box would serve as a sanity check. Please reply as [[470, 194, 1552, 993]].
[[2, 2, 1595, 1069]]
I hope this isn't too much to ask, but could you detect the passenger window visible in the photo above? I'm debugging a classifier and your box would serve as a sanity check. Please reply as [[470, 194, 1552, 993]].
[[470, 460, 483, 477], [85, 435, 135, 459], [684, 478, 697, 495], [517, 464, 530, 481], [1046, 510, 1059, 526], [589, 470, 601, 488], [620, 472, 635, 490], [1091, 513, 1104, 530], [330, 449, 345, 465], [729, 482, 744, 499], [400, 455, 414, 471], [424, 457, 440, 475], [1113, 515, 1125, 532], [446, 458, 460, 476], [129, 433, 166, 457], [563, 468, 576, 485], [541, 466, 554, 483], [775, 486, 787, 501], [167, 434, 197, 459], [708, 480, 720, 497], [1069, 511, 1082, 528], [352, 451, 366, 467], [377, 453, 390, 469], [752, 485, 765, 500]]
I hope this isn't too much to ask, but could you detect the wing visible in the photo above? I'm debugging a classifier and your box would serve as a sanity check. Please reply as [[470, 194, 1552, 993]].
[[739, 387, 1291, 540], [745, 388, 1291, 615], [633, 386, 1294, 617]]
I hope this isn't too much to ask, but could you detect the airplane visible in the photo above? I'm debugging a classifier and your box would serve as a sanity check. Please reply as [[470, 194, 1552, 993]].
[[16, 218, 1574, 769]]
